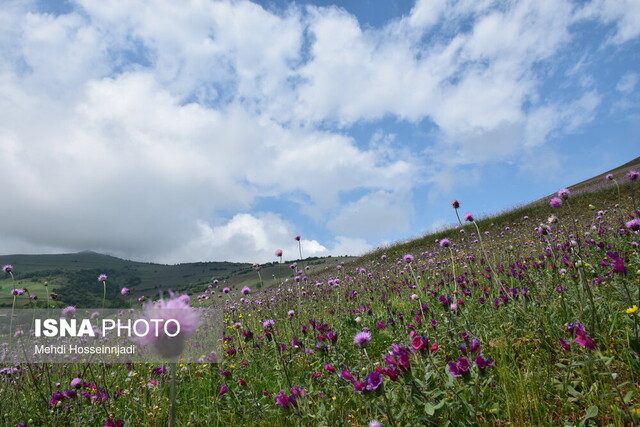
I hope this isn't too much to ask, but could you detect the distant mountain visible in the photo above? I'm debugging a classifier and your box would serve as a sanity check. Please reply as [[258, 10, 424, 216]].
[[0, 251, 352, 308]]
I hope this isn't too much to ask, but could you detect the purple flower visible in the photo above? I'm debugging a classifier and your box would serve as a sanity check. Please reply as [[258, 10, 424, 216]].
[[275, 391, 297, 407], [294, 234, 301, 241], [549, 197, 563, 209], [11, 288, 25, 296], [354, 331, 372, 348], [575, 330, 596, 349], [403, 254, 414, 264], [222, 287, 230, 293], [464, 212, 474, 222], [218, 384, 228, 397], [440, 238, 451, 248], [606, 173, 614, 180], [451, 200, 460, 209], [136, 292, 200, 359], [241, 286, 251, 295], [275, 249, 283, 257], [120, 287, 130, 296], [105, 419, 125, 427], [98, 274, 107, 282], [559, 338, 571, 351], [474, 355, 494, 370], [70, 378, 83, 389], [62, 306, 76, 317], [2, 265, 12, 273], [448, 357, 470, 377], [628, 170, 639, 181], [364, 371, 383, 392], [558, 188, 571, 199], [626, 218, 640, 231]]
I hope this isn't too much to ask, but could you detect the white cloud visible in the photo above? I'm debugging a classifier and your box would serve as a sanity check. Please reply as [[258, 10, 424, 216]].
[[0, 0, 637, 263], [327, 191, 413, 239], [162, 212, 370, 263], [616, 72, 638, 94], [577, 0, 640, 44]]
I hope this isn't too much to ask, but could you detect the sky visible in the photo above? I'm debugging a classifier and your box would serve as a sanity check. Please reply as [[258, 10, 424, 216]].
[[0, 0, 638, 264]]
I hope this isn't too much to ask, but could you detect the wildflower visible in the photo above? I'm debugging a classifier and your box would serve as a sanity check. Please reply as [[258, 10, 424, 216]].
[[549, 197, 563, 209], [628, 170, 639, 181], [222, 287, 230, 293], [275, 391, 297, 407], [70, 378, 83, 389], [354, 331, 372, 348], [98, 274, 107, 282], [294, 234, 301, 241], [606, 173, 613, 180], [121, 287, 130, 296], [448, 357, 470, 377], [440, 238, 451, 248], [288, 310, 295, 317], [105, 419, 125, 427], [627, 218, 640, 231], [403, 254, 414, 264], [11, 288, 25, 296], [2, 264, 12, 273], [241, 286, 251, 295], [474, 355, 494, 370], [218, 384, 228, 397], [575, 330, 596, 349], [451, 200, 460, 209], [411, 335, 429, 352], [324, 363, 336, 373], [62, 306, 76, 317], [275, 249, 283, 257], [464, 212, 474, 222], [558, 188, 571, 199], [626, 305, 638, 314], [559, 338, 571, 351], [369, 420, 383, 427], [136, 292, 200, 359], [363, 371, 383, 392]]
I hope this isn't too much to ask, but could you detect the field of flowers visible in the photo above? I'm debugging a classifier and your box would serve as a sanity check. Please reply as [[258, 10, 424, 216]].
[[2, 170, 640, 426]]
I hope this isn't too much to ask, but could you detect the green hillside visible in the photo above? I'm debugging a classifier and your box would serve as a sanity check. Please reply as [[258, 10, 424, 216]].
[[0, 250, 352, 308]]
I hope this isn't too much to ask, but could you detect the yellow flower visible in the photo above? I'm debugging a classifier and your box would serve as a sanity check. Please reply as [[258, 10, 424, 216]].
[[626, 305, 638, 314]]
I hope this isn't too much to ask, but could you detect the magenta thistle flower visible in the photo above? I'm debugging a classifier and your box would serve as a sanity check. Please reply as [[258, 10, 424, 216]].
[[222, 287, 230, 293], [275, 249, 283, 257], [606, 173, 614, 180], [451, 200, 460, 209], [241, 286, 251, 295], [474, 355, 494, 370], [120, 287, 130, 296], [98, 274, 107, 282], [2, 264, 12, 273], [294, 234, 301, 241], [628, 170, 639, 181], [439, 238, 451, 248], [11, 288, 25, 296], [354, 331, 372, 348], [62, 306, 76, 317], [136, 292, 201, 359], [464, 212, 474, 222], [549, 197, 563, 209], [626, 218, 640, 231], [403, 254, 414, 264], [557, 188, 571, 199], [70, 378, 83, 389]]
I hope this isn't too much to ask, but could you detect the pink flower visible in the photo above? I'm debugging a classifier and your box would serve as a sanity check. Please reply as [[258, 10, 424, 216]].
[[136, 293, 200, 359]]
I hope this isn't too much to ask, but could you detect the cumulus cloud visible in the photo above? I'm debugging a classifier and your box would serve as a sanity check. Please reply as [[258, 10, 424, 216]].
[[0, 0, 637, 262]]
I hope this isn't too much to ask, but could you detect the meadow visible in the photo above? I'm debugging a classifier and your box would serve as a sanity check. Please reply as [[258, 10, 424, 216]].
[[1, 168, 639, 426]]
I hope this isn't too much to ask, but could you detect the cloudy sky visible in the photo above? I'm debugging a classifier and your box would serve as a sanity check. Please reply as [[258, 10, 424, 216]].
[[0, 0, 638, 264]]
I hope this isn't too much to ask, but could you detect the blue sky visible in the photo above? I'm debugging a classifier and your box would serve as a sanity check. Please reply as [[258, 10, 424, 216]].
[[0, 0, 638, 263]]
